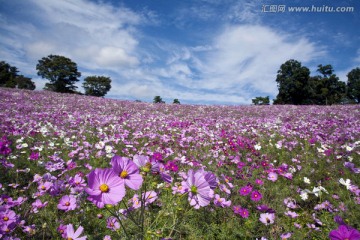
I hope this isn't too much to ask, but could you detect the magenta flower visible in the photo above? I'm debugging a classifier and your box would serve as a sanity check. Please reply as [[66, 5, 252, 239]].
[[111, 155, 143, 190], [57, 195, 77, 212], [181, 169, 214, 209], [239, 207, 249, 218], [65, 224, 87, 240], [259, 213, 275, 225], [329, 225, 360, 240], [85, 168, 125, 208], [250, 190, 262, 202], [239, 185, 252, 196]]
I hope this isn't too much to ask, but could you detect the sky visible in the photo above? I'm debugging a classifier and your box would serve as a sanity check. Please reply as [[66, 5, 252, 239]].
[[0, 0, 359, 105]]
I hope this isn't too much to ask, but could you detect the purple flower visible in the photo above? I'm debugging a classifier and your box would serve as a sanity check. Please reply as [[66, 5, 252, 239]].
[[65, 224, 87, 240], [31, 199, 48, 213], [239, 185, 252, 196], [57, 195, 77, 212], [250, 190, 262, 202], [257, 204, 276, 213], [329, 225, 360, 240], [181, 169, 214, 209], [143, 191, 158, 205], [214, 194, 231, 208], [111, 155, 143, 190], [259, 213, 275, 225], [57, 224, 67, 238], [106, 217, 120, 231], [85, 168, 125, 208]]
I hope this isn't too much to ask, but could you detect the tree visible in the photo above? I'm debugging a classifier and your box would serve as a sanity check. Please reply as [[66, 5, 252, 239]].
[[153, 96, 164, 103], [173, 99, 180, 104], [273, 59, 311, 105], [15, 75, 36, 90], [1, 61, 18, 87], [83, 76, 112, 97], [310, 64, 346, 105], [347, 67, 360, 103], [36, 55, 81, 93], [252, 96, 269, 105], [0, 61, 35, 90]]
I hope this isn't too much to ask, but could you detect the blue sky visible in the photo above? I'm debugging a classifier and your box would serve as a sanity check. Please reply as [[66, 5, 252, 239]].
[[1, 0, 359, 104]]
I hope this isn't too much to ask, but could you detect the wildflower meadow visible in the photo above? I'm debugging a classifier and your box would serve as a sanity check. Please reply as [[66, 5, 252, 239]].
[[1, 88, 360, 239]]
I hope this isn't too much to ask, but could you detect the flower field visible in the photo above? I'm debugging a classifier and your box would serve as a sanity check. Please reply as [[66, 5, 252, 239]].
[[1, 87, 360, 239]]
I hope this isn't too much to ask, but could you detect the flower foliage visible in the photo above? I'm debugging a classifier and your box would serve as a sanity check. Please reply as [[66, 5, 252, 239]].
[[0, 88, 360, 239]]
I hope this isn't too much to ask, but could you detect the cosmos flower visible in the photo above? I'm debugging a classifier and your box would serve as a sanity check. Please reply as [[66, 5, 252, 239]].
[[64, 224, 87, 240], [329, 225, 360, 240], [259, 213, 275, 225], [267, 172, 278, 182], [250, 190, 262, 202], [239, 185, 252, 196], [214, 194, 231, 208], [106, 217, 120, 231], [57, 195, 77, 212], [85, 168, 125, 208], [111, 155, 143, 190], [181, 169, 214, 209]]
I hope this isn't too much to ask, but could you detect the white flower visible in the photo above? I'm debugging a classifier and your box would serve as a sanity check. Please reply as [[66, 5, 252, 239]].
[[105, 145, 113, 154], [254, 144, 261, 151], [339, 178, 351, 190], [303, 177, 311, 184], [312, 186, 328, 197], [346, 145, 353, 151], [300, 191, 309, 200]]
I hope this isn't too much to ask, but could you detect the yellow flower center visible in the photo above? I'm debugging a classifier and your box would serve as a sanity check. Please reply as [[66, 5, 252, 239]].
[[99, 184, 109, 192], [65, 202, 70, 206], [120, 170, 128, 178], [3, 216, 9, 221], [67, 238, 73, 240]]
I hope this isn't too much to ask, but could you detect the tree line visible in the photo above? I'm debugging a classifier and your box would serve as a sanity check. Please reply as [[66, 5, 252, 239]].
[[272, 59, 360, 105], [2, 56, 359, 104], [1, 55, 112, 97]]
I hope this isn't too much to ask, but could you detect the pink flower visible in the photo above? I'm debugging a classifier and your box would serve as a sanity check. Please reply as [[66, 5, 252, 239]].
[[250, 190, 262, 202], [64, 224, 86, 240], [259, 213, 275, 225], [85, 168, 125, 208], [181, 169, 214, 209], [267, 172, 278, 182], [239, 185, 252, 196], [111, 155, 143, 190], [57, 195, 77, 212], [143, 191, 158, 205]]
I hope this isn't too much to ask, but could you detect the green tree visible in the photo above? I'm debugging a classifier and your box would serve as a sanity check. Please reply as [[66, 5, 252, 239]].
[[15, 75, 36, 90], [0, 61, 35, 90], [0, 61, 18, 87], [273, 59, 311, 105], [310, 64, 346, 105], [252, 96, 269, 105], [347, 67, 360, 103], [153, 96, 164, 103], [83, 76, 112, 97], [36, 55, 81, 93], [173, 99, 180, 104]]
